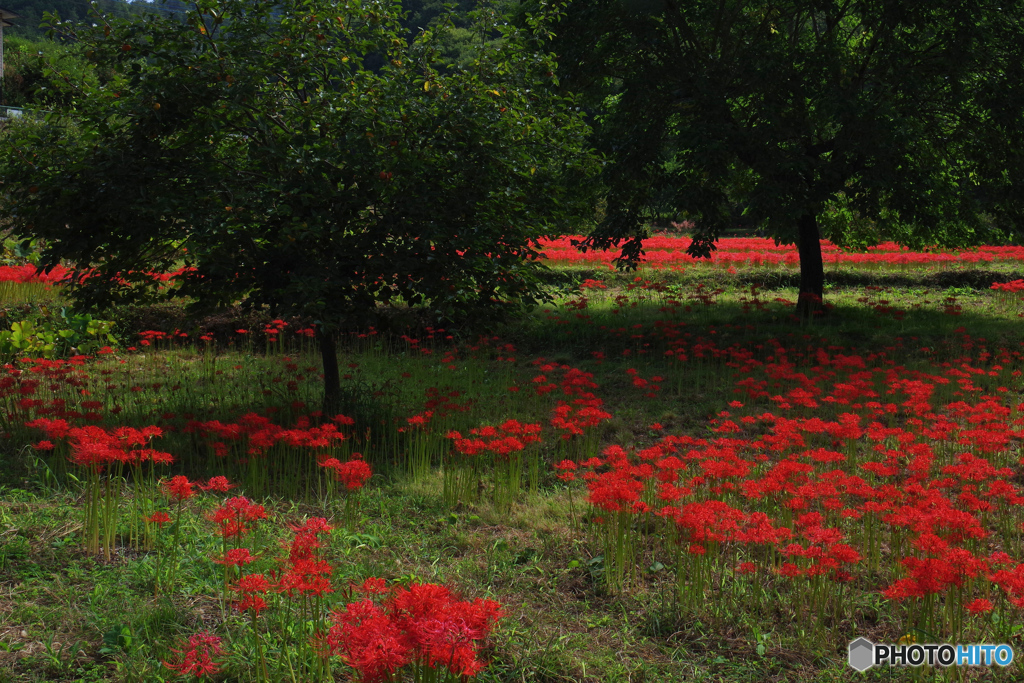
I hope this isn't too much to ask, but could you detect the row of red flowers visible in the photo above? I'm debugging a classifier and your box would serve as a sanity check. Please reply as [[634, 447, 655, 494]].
[[537, 236, 1024, 268], [8, 239, 1024, 286]]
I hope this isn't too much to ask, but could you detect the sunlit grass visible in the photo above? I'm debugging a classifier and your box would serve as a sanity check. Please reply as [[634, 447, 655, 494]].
[[0, 281, 62, 306]]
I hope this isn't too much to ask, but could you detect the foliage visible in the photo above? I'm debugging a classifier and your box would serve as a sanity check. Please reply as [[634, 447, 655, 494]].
[[0, 309, 117, 360], [401, 0, 478, 34], [0, 35, 109, 108], [400, 0, 520, 67], [1, 235, 42, 265], [0, 0, 598, 404], [547, 0, 1024, 304]]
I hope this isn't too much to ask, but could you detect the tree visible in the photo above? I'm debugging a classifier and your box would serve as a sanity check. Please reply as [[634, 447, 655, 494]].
[[548, 0, 1024, 315], [0, 0, 597, 410]]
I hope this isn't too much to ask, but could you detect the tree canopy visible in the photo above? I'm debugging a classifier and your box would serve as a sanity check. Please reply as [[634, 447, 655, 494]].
[[549, 0, 1024, 312], [0, 0, 597, 408]]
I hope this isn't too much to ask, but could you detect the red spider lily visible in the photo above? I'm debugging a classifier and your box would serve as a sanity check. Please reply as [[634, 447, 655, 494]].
[[190, 413, 346, 460], [320, 456, 373, 490], [276, 517, 335, 597], [549, 402, 612, 440], [423, 387, 476, 418], [213, 548, 255, 567], [964, 598, 994, 615], [290, 517, 334, 535], [163, 475, 196, 502], [235, 573, 271, 595], [12, 270, 1024, 651], [992, 279, 1024, 293], [147, 511, 172, 528], [553, 459, 577, 482], [355, 576, 389, 595], [231, 572, 271, 616], [626, 368, 663, 396], [407, 412, 432, 427], [323, 599, 412, 683], [277, 557, 334, 598], [198, 475, 236, 492], [207, 496, 267, 539], [588, 472, 644, 513], [235, 594, 267, 617], [163, 631, 228, 678], [388, 583, 504, 678]]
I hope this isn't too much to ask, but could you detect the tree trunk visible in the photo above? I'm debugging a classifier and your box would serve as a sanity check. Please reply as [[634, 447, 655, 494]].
[[317, 328, 341, 416], [795, 212, 825, 320]]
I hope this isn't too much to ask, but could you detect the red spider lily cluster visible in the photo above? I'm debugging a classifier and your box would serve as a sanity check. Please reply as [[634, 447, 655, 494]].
[[991, 279, 1024, 293], [163, 631, 228, 678], [424, 386, 476, 418], [549, 402, 613, 439], [276, 517, 335, 598], [444, 419, 543, 507], [189, 412, 348, 458], [233, 572, 272, 617], [319, 454, 373, 490], [10, 241, 1024, 286], [207, 513, 503, 680], [322, 581, 504, 683], [208, 495, 268, 540], [446, 420, 542, 457], [625, 367, 663, 397], [0, 264, 72, 284], [145, 483, 503, 680], [0, 332, 530, 679], [991, 279, 1024, 317], [530, 359, 612, 448], [0, 264, 206, 287], [543, 324, 1024, 642], [25, 418, 174, 556], [263, 319, 288, 343], [16, 373, 370, 558], [434, 358, 614, 506], [27, 419, 171, 469], [538, 236, 1024, 269], [137, 329, 190, 347]]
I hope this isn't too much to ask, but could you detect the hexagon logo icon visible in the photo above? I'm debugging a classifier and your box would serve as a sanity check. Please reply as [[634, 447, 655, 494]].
[[849, 638, 875, 671]]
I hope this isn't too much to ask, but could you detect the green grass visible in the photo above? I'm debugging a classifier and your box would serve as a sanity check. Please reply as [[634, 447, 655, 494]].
[[2, 266, 1024, 682], [0, 282, 62, 308]]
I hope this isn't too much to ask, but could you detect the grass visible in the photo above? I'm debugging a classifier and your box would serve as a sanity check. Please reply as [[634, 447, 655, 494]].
[[0, 282, 60, 308], [2, 261, 1024, 681], [0, 484, 836, 682]]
